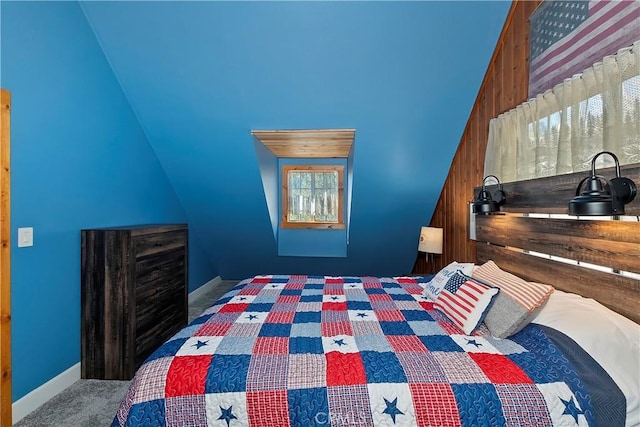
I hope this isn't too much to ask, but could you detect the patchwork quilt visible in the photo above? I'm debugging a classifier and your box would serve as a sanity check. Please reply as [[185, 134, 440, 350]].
[[113, 275, 615, 427]]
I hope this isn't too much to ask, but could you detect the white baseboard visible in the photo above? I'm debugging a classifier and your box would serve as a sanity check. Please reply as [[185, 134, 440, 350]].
[[12, 276, 222, 424], [188, 275, 222, 305], [12, 362, 81, 424]]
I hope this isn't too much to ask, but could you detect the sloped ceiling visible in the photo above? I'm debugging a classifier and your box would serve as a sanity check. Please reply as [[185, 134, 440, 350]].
[[80, 1, 510, 279]]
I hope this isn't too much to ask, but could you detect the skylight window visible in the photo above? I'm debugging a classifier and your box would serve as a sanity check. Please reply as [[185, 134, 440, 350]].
[[281, 165, 344, 229]]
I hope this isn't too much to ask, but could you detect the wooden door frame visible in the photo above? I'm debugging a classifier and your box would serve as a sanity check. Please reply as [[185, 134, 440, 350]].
[[1, 88, 12, 426]]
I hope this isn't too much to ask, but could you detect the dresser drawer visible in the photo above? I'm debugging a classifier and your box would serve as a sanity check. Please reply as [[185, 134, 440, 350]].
[[134, 229, 186, 259], [135, 247, 186, 294], [135, 275, 186, 338]]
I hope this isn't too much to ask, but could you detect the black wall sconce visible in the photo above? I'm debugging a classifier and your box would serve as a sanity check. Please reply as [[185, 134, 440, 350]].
[[473, 175, 506, 214], [568, 151, 637, 216]]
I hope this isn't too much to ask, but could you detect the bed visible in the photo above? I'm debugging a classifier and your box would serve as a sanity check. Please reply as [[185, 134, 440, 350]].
[[112, 164, 639, 426], [111, 271, 639, 426]]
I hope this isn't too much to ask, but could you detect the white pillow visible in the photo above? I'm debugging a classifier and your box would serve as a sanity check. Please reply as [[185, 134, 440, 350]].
[[532, 290, 640, 427], [423, 261, 475, 301]]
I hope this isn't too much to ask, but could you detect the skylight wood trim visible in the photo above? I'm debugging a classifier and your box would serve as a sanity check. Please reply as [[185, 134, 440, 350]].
[[252, 129, 355, 158]]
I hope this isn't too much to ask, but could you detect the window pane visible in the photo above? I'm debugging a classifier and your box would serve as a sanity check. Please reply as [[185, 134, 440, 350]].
[[300, 172, 311, 189], [327, 172, 337, 188], [313, 188, 338, 222], [290, 172, 301, 189], [288, 189, 300, 221]]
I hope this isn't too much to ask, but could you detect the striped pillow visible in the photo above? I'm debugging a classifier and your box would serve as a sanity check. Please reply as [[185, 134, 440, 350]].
[[473, 260, 554, 338], [433, 272, 499, 335]]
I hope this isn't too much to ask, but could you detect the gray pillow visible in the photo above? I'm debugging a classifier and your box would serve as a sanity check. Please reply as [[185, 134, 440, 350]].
[[473, 261, 554, 339]]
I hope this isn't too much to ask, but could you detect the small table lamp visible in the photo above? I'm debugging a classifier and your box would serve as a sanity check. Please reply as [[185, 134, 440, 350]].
[[418, 226, 443, 272]]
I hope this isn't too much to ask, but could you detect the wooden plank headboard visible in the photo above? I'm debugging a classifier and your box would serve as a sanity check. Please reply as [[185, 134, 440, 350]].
[[475, 163, 640, 324]]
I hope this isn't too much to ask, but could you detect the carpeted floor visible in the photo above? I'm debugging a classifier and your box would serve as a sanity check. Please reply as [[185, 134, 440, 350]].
[[14, 280, 239, 427]]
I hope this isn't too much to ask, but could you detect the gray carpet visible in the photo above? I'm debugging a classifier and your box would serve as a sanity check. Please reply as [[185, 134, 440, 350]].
[[14, 280, 239, 427]]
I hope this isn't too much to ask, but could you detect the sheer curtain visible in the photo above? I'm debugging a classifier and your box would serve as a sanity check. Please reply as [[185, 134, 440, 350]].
[[485, 41, 640, 182]]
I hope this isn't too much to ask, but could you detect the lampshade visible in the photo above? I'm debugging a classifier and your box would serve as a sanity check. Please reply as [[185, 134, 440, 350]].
[[418, 226, 443, 254], [568, 151, 637, 216], [473, 175, 506, 214]]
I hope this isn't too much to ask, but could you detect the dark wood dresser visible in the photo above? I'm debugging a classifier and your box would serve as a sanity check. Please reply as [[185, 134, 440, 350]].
[[81, 224, 188, 380]]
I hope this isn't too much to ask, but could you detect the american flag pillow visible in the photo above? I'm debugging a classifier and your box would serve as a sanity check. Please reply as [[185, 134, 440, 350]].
[[433, 272, 499, 335]]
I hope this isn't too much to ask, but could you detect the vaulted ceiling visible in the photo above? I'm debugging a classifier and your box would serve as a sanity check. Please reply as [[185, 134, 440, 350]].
[[79, 1, 511, 278]]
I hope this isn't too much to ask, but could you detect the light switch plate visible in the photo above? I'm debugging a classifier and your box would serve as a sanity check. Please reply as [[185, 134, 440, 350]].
[[18, 227, 33, 247]]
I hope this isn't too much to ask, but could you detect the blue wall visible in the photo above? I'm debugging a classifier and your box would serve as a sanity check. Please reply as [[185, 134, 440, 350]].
[[81, 1, 510, 279], [1, 2, 216, 401]]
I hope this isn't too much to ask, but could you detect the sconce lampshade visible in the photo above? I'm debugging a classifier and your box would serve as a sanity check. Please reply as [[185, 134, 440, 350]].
[[568, 151, 637, 216], [418, 226, 443, 254], [473, 175, 506, 214]]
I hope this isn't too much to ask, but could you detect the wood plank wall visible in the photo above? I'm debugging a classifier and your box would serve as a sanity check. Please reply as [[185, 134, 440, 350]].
[[413, 0, 542, 274], [474, 163, 640, 323]]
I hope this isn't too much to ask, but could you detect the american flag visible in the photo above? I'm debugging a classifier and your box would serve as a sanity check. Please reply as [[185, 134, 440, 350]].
[[528, 0, 640, 97], [433, 274, 497, 334]]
